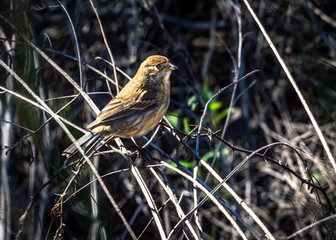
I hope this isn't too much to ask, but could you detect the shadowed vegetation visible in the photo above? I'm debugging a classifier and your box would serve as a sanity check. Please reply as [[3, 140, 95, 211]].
[[1, 0, 336, 239]]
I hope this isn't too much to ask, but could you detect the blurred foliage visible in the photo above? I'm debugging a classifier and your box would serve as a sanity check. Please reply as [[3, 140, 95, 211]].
[[1, 0, 336, 239]]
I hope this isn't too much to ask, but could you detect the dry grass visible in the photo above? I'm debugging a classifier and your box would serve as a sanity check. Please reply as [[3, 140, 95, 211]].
[[1, 0, 336, 239]]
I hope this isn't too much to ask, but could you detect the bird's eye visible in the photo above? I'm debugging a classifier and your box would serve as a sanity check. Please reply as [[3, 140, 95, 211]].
[[155, 63, 161, 69]]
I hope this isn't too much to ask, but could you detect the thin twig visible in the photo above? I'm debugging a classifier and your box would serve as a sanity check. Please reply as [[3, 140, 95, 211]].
[[242, 0, 336, 173], [287, 214, 336, 239], [200, 160, 275, 240], [0, 58, 137, 240], [159, 161, 247, 240], [58, 1, 83, 88], [88, 0, 119, 93]]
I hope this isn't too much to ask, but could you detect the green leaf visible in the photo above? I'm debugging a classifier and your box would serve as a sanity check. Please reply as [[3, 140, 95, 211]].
[[183, 117, 191, 134], [202, 84, 213, 102], [209, 101, 222, 111], [213, 107, 235, 125], [166, 113, 178, 128], [312, 172, 326, 181], [180, 161, 194, 168], [203, 148, 230, 161], [187, 95, 198, 111], [169, 161, 193, 169]]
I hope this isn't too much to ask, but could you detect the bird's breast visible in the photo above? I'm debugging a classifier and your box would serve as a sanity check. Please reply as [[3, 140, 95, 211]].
[[153, 71, 171, 101]]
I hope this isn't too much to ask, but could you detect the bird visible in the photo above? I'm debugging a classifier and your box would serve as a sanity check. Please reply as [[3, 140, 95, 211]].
[[62, 55, 177, 158]]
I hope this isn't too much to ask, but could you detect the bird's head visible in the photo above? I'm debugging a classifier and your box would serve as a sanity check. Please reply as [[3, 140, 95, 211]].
[[135, 55, 177, 81]]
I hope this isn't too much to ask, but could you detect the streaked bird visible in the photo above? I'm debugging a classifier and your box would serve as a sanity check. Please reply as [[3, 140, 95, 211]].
[[63, 55, 177, 158]]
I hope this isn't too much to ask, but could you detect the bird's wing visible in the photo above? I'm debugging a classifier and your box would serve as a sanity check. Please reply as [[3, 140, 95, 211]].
[[87, 96, 158, 130], [128, 97, 157, 110]]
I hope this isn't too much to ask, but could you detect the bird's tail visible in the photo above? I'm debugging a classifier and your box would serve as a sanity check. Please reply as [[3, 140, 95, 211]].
[[62, 132, 104, 159]]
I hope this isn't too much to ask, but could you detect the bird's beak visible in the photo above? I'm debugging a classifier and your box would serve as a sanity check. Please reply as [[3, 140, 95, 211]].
[[164, 63, 178, 72]]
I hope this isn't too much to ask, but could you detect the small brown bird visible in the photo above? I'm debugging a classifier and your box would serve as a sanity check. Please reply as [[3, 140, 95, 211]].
[[63, 55, 177, 158]]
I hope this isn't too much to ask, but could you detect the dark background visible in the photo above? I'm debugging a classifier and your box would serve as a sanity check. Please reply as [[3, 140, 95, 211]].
[[1, 0, 336, 239]]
